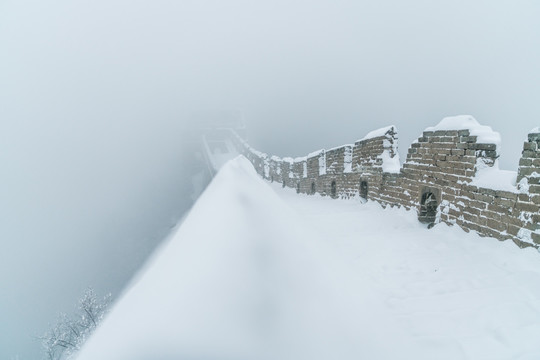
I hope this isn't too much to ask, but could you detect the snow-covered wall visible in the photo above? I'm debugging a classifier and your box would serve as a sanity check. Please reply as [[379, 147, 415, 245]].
[[226, 117, 540, 249]]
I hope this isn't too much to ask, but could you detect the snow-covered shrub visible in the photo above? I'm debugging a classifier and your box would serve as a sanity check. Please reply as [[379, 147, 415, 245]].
[[40, 288, 111, 360]]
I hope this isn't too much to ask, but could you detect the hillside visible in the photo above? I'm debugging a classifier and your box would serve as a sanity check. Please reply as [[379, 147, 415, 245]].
[[77, 156, 540, 360]]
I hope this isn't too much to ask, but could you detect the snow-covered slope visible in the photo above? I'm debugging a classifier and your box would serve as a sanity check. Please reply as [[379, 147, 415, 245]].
[[77, 156, 540, 360]]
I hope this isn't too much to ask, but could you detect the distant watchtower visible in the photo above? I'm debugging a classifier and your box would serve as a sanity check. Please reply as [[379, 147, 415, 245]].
[[195, 109, 247, 139]]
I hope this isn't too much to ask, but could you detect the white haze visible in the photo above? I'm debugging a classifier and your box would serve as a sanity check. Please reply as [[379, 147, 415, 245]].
[[1, 0, 539, 359]]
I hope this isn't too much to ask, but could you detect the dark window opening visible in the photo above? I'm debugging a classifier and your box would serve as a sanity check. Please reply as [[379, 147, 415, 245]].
[[331, 180, 337, 198], [311, 182, 316, 195], [360, 181, 368, 200], [419, 192, 438, 226]]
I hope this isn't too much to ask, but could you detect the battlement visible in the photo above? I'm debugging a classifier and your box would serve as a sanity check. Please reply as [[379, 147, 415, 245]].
[[228, 116, 540, 249]]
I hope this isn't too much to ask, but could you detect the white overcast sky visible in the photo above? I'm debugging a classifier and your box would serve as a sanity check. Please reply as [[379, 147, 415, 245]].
[[1, 1, 540, 359]]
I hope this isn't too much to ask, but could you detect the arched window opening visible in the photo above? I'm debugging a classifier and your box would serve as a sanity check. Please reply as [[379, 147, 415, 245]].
[[331, 180, 337, 198], [360, 181, 368, 201], [311, 182, 316, 195], [419, 192, 438, 226]]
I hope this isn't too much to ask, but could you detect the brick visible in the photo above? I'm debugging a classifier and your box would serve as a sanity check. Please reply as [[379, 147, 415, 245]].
[[515, 201, 540, 212], [512, 239, 536, 249], [522, 150, 538, 158], [468, 199, 488, 210], [507, 224, 521, 236], [495, 191, 518, 200], [474, 193, 493, 202], [493, 197, 515, 208], [505, 214, 524, 227], [470, 143, 497, 151], [519, 158, 533, 166], [532, 214, 540, 223], [460, 136, 478, 143], [487, 218, 507, 232], [479, 188, 497, 196], [463, 212, 478, 223], [530, 195, 540, 204], [527, 176, 540, 185], [532, 232, 540, 245], [523, 142, 538, 151], [462, 184, 479, 193], [528, 133, 540, 142], [482, 209, 501, 221], [463, 207, 481, 216], [462, 156, 477, 164], [478, 150, 498, 158], [519, 167, 539, 177]]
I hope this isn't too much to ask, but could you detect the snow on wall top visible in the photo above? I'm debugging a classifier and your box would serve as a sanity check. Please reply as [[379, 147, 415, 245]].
[[318, 151, 326, 176], [327, 144, 354, 152], [307, 149, 324, 158], [381, 132, 400, 174], [282, 157, 294, 163], [425, 115, 501, 147], [471, 166, 518, 193], [358, 125, 396, 142], [343, 146, 353, 173], [380, 150, 400, 174]]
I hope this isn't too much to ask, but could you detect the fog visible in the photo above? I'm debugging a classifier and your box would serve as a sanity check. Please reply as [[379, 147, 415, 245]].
[[1, 0, 539, 358]]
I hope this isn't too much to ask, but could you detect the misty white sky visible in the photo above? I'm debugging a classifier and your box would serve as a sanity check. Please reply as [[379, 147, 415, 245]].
[[1, 0, 540, 359]]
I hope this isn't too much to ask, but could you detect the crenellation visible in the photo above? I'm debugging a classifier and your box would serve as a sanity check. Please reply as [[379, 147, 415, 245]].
[[226, 119, 540, 249]]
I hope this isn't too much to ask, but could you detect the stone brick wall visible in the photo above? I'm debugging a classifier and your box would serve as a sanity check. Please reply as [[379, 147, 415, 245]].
[[228, 126, 540, 249]]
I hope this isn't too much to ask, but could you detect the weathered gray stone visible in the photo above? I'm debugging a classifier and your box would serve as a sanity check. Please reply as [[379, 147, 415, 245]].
[[528, 133, 540, 142], [519, 158, 533, 166], [523, 142, 537, 151], [228, 121, 540, 250], [460, 136, 478, 143], [515, 201, 540, 212]]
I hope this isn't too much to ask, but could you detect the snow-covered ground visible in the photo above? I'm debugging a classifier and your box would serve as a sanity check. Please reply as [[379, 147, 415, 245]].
[[77, 156, 540, 360]]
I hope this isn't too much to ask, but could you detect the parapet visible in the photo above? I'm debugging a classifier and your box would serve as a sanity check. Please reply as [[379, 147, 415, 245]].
[[226, 116, 540, 249]]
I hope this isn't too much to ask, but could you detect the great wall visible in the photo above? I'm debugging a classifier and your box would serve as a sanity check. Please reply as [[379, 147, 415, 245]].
[[204, 115, 540, 249]]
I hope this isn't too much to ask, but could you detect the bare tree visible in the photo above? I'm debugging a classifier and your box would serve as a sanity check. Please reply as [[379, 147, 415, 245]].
[[40, 287, 111, 360]]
